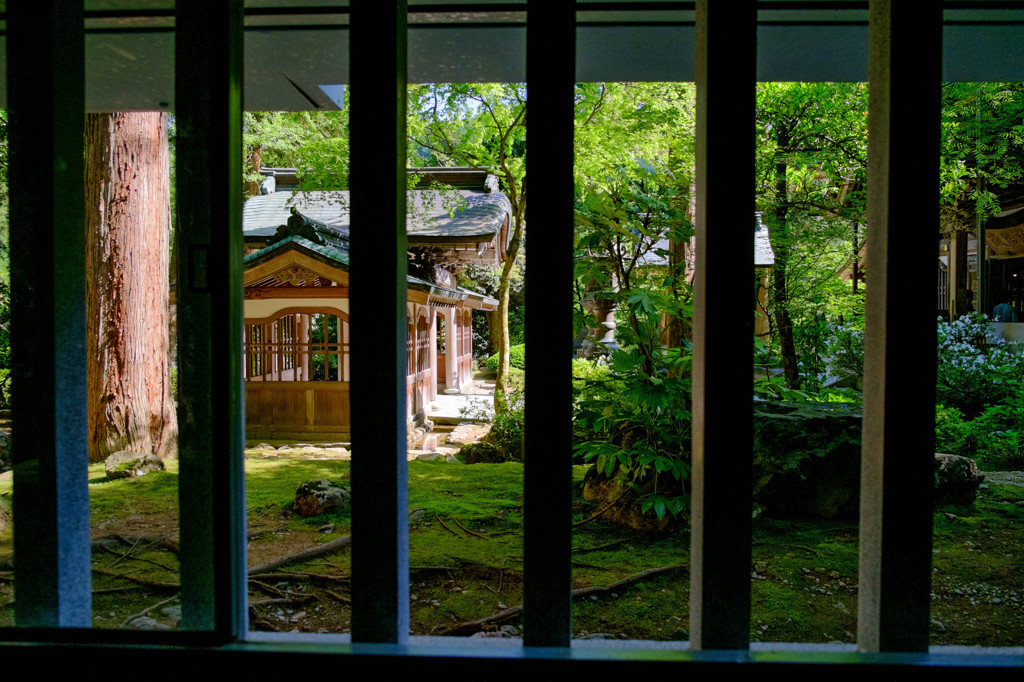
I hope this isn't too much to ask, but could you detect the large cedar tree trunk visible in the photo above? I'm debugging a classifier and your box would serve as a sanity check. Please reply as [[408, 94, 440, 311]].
[[85, 112, 177, 462]]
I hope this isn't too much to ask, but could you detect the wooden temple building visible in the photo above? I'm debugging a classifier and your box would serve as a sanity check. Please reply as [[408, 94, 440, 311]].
[[242, 167, 511, 440], [936, 180, 1024, 327]]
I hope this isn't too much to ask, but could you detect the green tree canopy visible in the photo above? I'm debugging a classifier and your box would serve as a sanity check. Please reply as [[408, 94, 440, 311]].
[[941, 82, 1024, 229], [754, 82, 869, 388], [407, 83, 527, 410]]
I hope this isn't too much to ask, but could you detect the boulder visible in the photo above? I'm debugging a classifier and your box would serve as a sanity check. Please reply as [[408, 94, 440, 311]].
[[934, 453, 984, 506], [753, 402, 862, 518], [753, 402, 985, 516], [581, 467, 679, 533], [462, 441, 507, 464], [294, 478, 350, 518], [104, 451, 165, 480]]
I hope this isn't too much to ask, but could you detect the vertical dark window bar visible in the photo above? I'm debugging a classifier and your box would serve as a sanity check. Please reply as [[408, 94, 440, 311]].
[[858, 0, 940, 653], [8, 0, 90, 628], [175, 1, 248, 636], [349, 1, 410, 644], [523, 0, 575, 648], [689, 0, 755, 650]]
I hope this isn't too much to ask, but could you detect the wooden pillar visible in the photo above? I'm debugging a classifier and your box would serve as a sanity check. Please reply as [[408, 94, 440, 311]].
[[8, 0, 91, 627], [299, 314, 310, 381], [689, 0, 756, 650], [858, 0, 940, 653], [429, 308, 439, 403]]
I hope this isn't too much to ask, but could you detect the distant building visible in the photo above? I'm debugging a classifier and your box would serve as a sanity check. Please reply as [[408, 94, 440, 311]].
[[241, 167, 511, 440]]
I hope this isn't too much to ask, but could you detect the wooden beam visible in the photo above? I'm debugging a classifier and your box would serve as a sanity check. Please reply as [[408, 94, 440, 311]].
[[689, 0, 756, 651], [175, 1, 247, 637], [523, 0, 575, 648], [244, 250, 350, 287], [858, 0, 940, 654], [349, 1, 410, 644], [8, 0, 91, 628], [245, 288, 350, 300]]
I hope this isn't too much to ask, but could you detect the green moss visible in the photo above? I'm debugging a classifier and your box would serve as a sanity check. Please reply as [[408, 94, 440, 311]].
[[3, 449, 1022, 643]]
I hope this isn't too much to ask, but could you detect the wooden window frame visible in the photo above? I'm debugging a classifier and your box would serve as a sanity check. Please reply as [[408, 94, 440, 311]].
[[1, 0, 1021, 673]]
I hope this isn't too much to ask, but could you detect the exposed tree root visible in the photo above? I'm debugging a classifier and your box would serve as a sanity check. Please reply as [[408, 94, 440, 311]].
[[573, 538, 629, 554], [572, 488, 630, 528], [568, 563, 684, 600], [90, 534, 179, 555], [438, 563, 686, 636], [120, 594, 179, 627], [436, 517, 461, 538], [410, 565, 458, 574], [443, 555, 521, 574], [250, 579, 308, 599], [450, 518, 487, 539], [92, 567, 179, 591], [92, 586, 145, 594], [323, 589, 350, 605], [248, 571, 349, 584], [98, 544, 177, 572], [249, 595, 315, 608], [248, 534, 351, 575], [437, 603, 522, 635]]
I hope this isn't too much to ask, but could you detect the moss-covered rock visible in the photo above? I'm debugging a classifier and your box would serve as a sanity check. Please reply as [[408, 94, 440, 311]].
[[104, 451, 165, 480], [753, 402, 983, 517], [580, 466, 682, 533], [753, 401, 863, 518]]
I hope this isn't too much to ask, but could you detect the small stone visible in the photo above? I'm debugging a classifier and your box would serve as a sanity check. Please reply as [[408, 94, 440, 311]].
[[129, 616, 170, 630]]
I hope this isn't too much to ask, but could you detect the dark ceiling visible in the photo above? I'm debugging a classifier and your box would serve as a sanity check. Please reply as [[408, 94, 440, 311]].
[[0, 2, 1023, 111]]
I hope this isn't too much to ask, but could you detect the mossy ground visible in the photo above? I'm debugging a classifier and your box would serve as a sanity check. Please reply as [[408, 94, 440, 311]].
[[0, 457, 1021, 645]]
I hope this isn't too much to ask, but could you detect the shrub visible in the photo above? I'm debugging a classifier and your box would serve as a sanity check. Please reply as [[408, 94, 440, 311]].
[[459, 388, 524, 462], [825, 323, 864, 381], [936, 314, 1024, 417], [968, 395, 1024, 470], [934, 404, 976, 456], [572, 347, 692, 520], [485, 343, 525, 372]]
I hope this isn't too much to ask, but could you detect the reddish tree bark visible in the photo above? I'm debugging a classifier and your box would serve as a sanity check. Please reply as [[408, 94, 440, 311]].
[[85, 112, 177, 462]]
